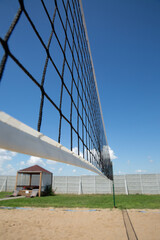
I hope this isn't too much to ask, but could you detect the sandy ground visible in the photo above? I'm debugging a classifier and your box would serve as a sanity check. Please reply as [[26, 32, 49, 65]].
[[128, 209, 160, 240], [0, 208, 159, 240]]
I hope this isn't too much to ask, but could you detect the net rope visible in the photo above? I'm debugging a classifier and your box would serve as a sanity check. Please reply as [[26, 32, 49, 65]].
[[0, 0, 113, 179]]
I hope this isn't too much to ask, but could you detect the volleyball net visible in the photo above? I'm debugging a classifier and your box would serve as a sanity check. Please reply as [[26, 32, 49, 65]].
[[0, 0, 113, 180]]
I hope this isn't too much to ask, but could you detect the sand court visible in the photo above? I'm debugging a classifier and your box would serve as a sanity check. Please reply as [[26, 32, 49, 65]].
[[127, 209, 160, 240], [0, 208, 160, 240]]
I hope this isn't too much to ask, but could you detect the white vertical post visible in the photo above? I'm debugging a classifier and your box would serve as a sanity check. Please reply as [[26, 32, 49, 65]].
[[156, 174, 160, 194], [78, 176, 82, 195], [66, 176, 68, 194], [124, 175, 128, 195], [5, 176, 7, 191], [94, 176, 96, 194], [140, 174, 143, 194], [0, 177, 7, 192], [52, 176, 55, 190]]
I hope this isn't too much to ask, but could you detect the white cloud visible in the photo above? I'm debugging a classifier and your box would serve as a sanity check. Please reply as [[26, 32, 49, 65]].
[[135, 169, 147, 173], [73, 145, 117, 163], [0, 155, 12, 161], [46, 160, 57, 165], [20, 161, 25, 166], [108, 146, 117, 160], [72, 169, 76, 173], [0, 163, 16, 175], [101, 145, 117, 161], [118, 171, 124, 175], [58, 167, 63, 172], [91, 148, 98, 160], [72, 147, 83, 158], [0, 149, 17, 175], [0, 148, 17, 163], [6, 164, 12, 169], [0, 149, 6, 154], [10, 152, 17, 157], [50, 167, 55, 171], [0, 167, 3, 172], [27, 156, 46, 166], [147, 156, 153, 163]]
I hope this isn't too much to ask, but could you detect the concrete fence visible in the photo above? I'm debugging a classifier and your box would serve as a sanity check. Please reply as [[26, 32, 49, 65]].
[[0, 174, 160, 194]]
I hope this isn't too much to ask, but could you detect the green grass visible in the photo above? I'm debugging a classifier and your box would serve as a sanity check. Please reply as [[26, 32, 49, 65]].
[[0, 192, 12, 199], [0, 192, 159, 209]]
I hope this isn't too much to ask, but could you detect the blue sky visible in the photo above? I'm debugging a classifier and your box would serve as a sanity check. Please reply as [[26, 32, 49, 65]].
[[0, 0, 160, 176]]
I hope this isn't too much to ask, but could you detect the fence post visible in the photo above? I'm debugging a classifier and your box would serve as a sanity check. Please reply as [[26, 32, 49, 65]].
[[156, 174, 160, 194], [66, 176, 68, 194], [78, 176, 82, 195], [140, 174, 143, 194], [124, 175, 128, 195], [5, 176, 7, 191], [94, 175, 96, 194], [0, 177, 7, 192]]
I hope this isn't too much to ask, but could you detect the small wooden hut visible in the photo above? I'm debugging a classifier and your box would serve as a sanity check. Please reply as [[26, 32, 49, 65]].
[[15, 165, 53, 197]]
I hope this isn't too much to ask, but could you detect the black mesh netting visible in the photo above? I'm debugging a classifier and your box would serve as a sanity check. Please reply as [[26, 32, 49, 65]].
[[0, 0, 113, 179]]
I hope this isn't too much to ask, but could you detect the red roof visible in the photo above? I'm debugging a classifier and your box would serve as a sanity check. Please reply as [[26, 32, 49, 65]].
[[18, 165, 52, 174]]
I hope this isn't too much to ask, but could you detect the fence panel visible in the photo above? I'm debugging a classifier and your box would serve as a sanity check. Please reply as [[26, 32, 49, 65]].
[[0, 174, 160, 194]]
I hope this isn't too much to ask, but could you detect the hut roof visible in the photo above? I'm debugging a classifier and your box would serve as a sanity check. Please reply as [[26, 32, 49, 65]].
[[18, 165, 52, 174]]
